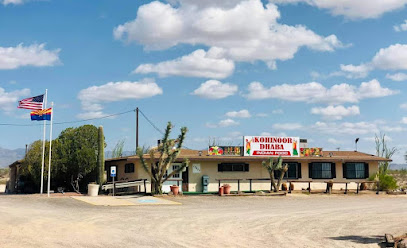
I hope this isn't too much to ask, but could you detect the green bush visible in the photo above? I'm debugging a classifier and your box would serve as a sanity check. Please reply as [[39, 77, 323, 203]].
[[378, 174, 398, 191]]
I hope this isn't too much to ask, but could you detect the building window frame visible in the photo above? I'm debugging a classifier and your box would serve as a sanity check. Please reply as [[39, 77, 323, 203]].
[[124, 163, 135, 173], [343, 162, 368, 179], [218, 163, 249, 172], [274, 162, 301, 179], [309, 162, 336, 179]]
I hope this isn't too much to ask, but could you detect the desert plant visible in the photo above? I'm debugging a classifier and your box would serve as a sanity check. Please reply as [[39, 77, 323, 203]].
[[111, 139, 125, 158], [137, 122, 189, 195], [97, 126, 105, 187], [375, 133, 397, 175], [262, 156, 288, 192]]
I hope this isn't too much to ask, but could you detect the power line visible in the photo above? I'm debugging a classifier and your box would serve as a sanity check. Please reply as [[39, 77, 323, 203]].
[[0, 108, 137, 127], [138, 109, 164, 135]]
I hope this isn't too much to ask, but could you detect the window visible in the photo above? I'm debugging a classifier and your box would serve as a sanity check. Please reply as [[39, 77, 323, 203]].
[[309, 162, 336, 179], [344, 163, 368, 179], [172, 165, 180, 178], [125, 163, 135, 173], [274, 162, 301, 179], [218, 163, 249, 172]]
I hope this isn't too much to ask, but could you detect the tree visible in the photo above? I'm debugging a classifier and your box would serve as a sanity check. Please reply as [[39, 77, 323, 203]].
[[53, 125, 104, 191], [375, 133, 397, 175], [262, 156, 288, 192], [137, 122, 189, 195], [20, 140, 55, 190]]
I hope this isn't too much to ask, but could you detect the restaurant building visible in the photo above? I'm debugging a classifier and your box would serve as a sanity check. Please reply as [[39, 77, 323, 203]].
[[105, 137, 391, 193]]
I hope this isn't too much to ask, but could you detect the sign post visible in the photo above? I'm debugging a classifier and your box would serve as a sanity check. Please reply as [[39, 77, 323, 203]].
[[110, 166, 116, 196]]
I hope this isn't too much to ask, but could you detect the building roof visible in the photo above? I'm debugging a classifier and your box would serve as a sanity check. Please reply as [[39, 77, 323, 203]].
[[106, 149, 392, 163], [8, 160, 22, 168]]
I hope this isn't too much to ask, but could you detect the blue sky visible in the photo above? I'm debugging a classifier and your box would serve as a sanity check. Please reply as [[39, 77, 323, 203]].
[[1, 0, 407, 163]]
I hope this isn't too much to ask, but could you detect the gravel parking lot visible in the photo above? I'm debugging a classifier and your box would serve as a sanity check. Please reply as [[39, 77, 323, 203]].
[[0, 193, 406, 248]]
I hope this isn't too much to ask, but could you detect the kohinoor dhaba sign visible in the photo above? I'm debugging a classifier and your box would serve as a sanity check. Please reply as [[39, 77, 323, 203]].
[[243, 136, 300, 157]]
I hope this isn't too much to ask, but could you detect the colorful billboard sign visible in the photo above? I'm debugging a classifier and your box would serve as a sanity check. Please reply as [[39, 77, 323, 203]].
[[300, 148, 323, 157], [243, 136, 300, 157], [208, 146, 243, 156]]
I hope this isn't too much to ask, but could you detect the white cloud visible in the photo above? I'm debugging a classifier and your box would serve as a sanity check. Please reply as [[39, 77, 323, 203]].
[[256, 113, 268, 117], [272, 109, 284, 114], [327, 138, 341, 144], [272, 123, 303, 130], [2, 0, 24, 5], [270, 0, 407, 19], [0, 44, 60, 70], [312, 121, 378, 135], [245, 79, 397, 104], [400, 103, 407, 110], [382, 125, 406, 132], [76, 111, 110, 120], [402, 117, 407, 124], [0, 87, 30, 113], [225, 109, 251, 118], [311, 105, 360, 120], [192, 80, 238, 99], [206, 118, 239, 128], [339, 64, 371, 79], [114, 0, 343, 67], [260, 132, 272, 136], [363, 136, 393, 142], [341, 44, 407, 78], [386, 72, 407, 81], [77, 79, 163, 119], [133, 48, 235, 79], [394, 20, 407, 32]]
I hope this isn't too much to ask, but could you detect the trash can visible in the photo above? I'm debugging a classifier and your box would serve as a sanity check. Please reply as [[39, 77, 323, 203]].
[[87, 183, 99, 196]]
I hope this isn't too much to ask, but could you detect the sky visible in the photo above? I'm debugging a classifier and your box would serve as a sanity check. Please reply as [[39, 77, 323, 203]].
[[1, 0, 407, 163]]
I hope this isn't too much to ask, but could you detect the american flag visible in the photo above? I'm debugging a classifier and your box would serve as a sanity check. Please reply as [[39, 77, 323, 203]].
[[18, 94, 44, 110]]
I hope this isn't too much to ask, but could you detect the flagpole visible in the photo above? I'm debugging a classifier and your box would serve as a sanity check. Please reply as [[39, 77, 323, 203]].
[[47, 102, 54, 198], [40, 89, 47, 194]]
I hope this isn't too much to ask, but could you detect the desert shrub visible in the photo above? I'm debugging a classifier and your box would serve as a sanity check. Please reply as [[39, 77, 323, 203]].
[[369, 174, 398, 191], [378, 174, 398, 191]]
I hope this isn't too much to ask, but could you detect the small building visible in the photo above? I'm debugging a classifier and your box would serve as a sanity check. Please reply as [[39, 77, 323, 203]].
[[105, 148, 390, 193], [8, 160, 22, 194]]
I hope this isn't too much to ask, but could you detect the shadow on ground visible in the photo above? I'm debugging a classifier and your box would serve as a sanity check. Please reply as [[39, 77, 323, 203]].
[[329, 235, 384, 245]]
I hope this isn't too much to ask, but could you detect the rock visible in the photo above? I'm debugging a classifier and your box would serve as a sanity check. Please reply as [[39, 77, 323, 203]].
[[255, 191, 265, 195], [398, 239, 407, 248], [167, 191, 173, 196]]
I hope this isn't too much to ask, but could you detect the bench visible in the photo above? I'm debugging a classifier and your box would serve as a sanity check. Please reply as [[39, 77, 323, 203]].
[[102, 179, 149, 193], [287, 180, 313, 193]]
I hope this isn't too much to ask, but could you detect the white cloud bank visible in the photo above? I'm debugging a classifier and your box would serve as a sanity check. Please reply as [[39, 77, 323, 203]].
[[340, 44, 407, 78], [192, 80, 238, 99], [270, 0, 407, 19], [0, 44, 60, 70], [311, 105, 360, 120], [245, 79, 397, 104], [386, 72, 407, 81], [2, 0, 23, 5], [77, 79, 163, 119], [0, 87, 30, 113], [115, 0, 343, 72], [394, 20, 407, 32], [134, 48, 235, 79], [225, 109, 251, 118], [272, 123, 303, 130], [206, 118, 239, 128]]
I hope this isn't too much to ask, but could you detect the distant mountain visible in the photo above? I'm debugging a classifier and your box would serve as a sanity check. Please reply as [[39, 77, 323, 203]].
[[389, 164, 407, 170], [0, 147, 25, 168]]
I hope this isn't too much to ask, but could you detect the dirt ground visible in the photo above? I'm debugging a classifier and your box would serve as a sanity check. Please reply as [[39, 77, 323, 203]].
[[0, 193, 406, 248]]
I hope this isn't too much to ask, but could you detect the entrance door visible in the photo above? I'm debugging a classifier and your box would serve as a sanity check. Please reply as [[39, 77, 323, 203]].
[[162, 163, 183, 193], [182, 167, 189, 192]]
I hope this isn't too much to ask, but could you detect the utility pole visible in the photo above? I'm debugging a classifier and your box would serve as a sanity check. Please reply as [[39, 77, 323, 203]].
[[136, 107, 139, 151]]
